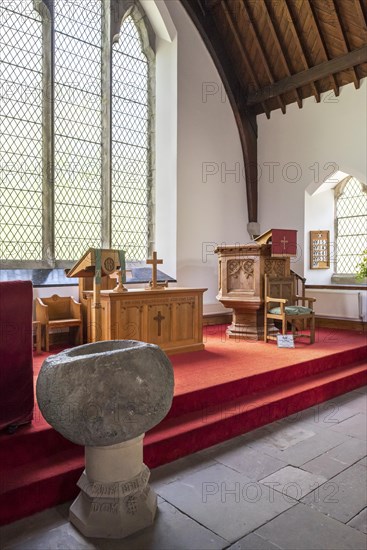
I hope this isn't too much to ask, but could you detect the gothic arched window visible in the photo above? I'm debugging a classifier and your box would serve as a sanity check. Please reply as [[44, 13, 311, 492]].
[[0, 1, 154, 267], [335, 176, 367, 274]]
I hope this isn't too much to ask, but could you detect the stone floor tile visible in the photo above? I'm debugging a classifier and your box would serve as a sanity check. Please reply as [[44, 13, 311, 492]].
[[347, 507, 367, 535], [2, 522, 95, 550], [156, 462, 296, 543], [207, 442, 288, 481], [92, 500, 227, 550], [278, 399, 360, 431], [227, 532, 283, 549], [3, 501, 227, 550], [0, 508, 68, 548], [259, 466, 327, 500], [243, 422, 350, 467], [329, 413, 367, 440], [302, 437, 367, 478], [255, 503, 367, 550], [301, 461, 367, 523], [352, 386, 367, 396], [150, 451, 217, 489]]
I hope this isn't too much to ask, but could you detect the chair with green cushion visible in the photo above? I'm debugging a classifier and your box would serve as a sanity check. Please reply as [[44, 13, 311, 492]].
[[264, 274, 316, 344]]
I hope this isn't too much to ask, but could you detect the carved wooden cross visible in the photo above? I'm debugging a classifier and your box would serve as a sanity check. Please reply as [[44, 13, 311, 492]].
[[154, 310, 165, 336], [146, 251, 163, 289]]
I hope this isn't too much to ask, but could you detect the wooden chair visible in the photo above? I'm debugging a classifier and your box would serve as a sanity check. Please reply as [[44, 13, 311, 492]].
[[264, 274, 316, 344], [35, 295, 82, 351]]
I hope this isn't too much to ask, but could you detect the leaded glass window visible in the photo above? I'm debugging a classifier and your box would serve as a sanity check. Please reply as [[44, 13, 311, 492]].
[[112, 16, 150, 261], [335, 176, 367, 274], [0, 2, 42, 261], [54, 0, 102, 260], [0, 2, 154, 266]]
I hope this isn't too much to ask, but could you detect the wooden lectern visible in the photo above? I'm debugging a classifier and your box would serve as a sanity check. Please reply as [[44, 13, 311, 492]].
[[215, 230, 297, 340], [67, 248, 126, 342]]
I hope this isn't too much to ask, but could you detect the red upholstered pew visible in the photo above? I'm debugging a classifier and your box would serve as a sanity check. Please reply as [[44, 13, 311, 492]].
[[0, 281, 34, 432]]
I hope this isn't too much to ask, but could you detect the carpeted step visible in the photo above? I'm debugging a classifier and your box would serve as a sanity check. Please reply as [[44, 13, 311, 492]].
[[1, 330, 366, 526], [167, 346, 366, 418], [144, 360, 367, 467], [0, 448, 84, 525]]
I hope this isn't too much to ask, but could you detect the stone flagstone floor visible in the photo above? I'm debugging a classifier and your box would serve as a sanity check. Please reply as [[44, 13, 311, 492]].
[[1, 386, 366, 550]]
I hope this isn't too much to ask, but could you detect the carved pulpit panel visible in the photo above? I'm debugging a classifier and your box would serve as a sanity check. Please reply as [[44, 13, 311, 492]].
[[264, 259, 287, 277], [227, 259, 255, 292]]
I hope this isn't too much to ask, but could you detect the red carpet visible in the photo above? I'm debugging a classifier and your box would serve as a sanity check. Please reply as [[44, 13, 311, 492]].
[[1, 326, 366, 525]]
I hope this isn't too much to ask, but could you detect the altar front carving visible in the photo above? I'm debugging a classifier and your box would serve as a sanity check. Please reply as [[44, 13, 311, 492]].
[[215, 243, 290, 340], [83, 287, 206, 355]]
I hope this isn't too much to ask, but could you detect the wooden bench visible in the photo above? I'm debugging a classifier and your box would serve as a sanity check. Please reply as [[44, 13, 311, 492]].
[[35, 295, 82, 351]]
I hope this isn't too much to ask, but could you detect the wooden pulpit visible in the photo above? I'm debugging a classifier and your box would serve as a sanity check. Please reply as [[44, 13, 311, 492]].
[[215, 230, 296, 340], [67, 248, 126, 342]]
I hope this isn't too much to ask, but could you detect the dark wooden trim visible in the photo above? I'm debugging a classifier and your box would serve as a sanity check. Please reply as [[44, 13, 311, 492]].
[[180, 0, 258, 224], [316, 316, 366, 333], [306, 284, 367, 291], [247, 46, 367, 106]]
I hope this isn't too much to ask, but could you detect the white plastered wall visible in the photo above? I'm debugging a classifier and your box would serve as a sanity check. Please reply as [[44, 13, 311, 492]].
[[258, 79, 367, 281], [258, 79, 367, 319], [163, 0, 248, 312]]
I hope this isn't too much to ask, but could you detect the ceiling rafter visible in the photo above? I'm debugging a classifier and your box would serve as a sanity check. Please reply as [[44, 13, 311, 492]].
[[331, 0, 360, 88], [220, 1, 271, 118], [305, 0, 340, 96], [261, 0, 303, 108], [246, 46, 367, 105], [240, 0, 286, 114], [283, 0, 321, 102]]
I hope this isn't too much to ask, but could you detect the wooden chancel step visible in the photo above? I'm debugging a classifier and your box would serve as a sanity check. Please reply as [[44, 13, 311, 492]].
[[0, 346, 366, 525]]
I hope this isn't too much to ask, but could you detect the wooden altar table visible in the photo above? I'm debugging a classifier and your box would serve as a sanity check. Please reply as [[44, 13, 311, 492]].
[[83, 287, 207, 355]]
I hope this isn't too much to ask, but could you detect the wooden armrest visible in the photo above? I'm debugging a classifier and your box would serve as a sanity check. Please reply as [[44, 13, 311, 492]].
[[35, 297, 49, 324], [266, 297, 288, 304], [70, 298, 82, 319]]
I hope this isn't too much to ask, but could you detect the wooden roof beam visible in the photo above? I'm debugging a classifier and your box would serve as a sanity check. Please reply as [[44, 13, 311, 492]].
[[305, 0, 340, 96], [331, 0, 360, 89], [221, 2, 271, 118], [283, 0, 321, 102], [246, 46, 367, 105], [357, 0, 367, 27], [240, 0, 286, 115], [262, 0, 303, 108]]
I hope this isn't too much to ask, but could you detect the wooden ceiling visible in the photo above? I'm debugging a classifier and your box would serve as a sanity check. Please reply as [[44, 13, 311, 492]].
[[183, 0, 367, 118], [180, 0, 367, 228]]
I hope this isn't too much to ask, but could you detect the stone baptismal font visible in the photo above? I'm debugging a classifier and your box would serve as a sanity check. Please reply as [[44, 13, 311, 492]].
[[37, 340, 174, 539]]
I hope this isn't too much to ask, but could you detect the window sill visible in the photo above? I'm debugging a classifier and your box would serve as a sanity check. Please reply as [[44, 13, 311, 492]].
[[306, 283, 367, 291], [0, 267, 176, 288]]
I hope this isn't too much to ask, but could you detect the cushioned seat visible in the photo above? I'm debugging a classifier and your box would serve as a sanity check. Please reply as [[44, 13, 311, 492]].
[[269, 305, 312, 315]]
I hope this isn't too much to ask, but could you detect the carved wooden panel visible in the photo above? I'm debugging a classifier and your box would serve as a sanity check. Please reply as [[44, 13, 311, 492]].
[[264, 259, 287, 277], [84, 288, 206, 354], [227, 259, 255, 291]]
